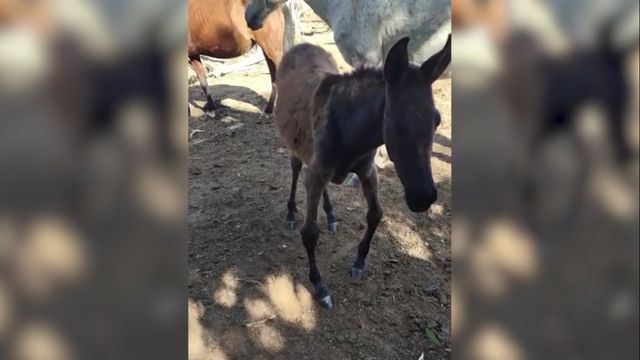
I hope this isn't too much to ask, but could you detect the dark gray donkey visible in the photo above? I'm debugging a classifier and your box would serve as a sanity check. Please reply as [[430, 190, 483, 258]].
[[273, 35, 451, 308]]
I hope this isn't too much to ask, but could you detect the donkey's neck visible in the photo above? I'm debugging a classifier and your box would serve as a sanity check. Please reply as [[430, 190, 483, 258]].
[[336, 87, 386, 157], [304, 0, 339, 27]]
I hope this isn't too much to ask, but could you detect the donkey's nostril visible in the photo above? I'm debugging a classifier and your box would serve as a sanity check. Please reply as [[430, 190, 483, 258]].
[[246, 15, 263, 30]]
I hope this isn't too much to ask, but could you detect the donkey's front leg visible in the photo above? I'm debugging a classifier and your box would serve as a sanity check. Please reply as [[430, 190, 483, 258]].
[[351, 166, 383, 281], [301, 166, 334, 308], [322, 190, 338, 232]]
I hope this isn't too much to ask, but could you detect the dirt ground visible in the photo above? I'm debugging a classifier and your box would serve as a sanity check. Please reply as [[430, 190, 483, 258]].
[[188, 8, 451, 360]]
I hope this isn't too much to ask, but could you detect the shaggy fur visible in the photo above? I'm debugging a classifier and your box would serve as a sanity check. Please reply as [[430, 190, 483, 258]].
[[273, 37, 450, 308], [274, 43, 340, 164], [275, 44, 389, 178]]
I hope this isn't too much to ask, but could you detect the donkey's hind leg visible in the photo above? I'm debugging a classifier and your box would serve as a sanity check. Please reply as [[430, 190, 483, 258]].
[[286, 155, 303, 230], [322, 190, 338, 232], [350, 166, 383, 281], [189, 54, 220, 113], [301, 165, 334, 309]]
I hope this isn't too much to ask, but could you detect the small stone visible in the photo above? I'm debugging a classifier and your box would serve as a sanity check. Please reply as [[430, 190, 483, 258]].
[[220, 116, 237, 124], [424, 282, 440, 296], [439, 293, 449, 306]]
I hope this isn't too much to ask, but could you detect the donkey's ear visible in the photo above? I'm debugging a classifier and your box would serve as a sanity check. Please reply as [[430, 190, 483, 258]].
[[420, 34, 451, 84], [384, 37, 410, 85]]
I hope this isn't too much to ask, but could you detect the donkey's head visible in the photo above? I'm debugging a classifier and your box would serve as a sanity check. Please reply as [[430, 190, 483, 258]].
[[245, 0, 286, 30], [383, 35, 451, 212]]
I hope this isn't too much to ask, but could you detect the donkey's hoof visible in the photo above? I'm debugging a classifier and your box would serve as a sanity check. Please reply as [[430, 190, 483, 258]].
[[315, 284, 334, 309], [327, 221, 338, 233], [318, 294, 335, 309], [350, 267, 365, 282], [285, 220, 297, 230], [344, 174, 360, 188], [203, 99, 223, 114]]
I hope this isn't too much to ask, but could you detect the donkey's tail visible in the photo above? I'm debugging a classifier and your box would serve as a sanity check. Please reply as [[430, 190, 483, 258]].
[[282, 0, 303, 51]]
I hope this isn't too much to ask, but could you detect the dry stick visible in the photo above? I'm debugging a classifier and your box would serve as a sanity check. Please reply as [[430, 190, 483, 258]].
[[245, 314, 277, 328], [190, 138, 209, 146], [237, 277, 264, 288], [189, 129, 204, 139]]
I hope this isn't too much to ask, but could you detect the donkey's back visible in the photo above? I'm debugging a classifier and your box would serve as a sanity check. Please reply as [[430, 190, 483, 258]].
[[275, 44, 340, 164]]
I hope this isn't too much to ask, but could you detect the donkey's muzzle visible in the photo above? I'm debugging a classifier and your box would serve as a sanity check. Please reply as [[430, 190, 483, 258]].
[[246, 17, 263, 30], [244, 8, 264, 30]]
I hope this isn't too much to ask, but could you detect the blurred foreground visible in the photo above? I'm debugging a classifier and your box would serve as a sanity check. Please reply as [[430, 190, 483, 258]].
[[1, 1, 186, 359], [1, 0, 638, 359], [453, 0, 639, 359]]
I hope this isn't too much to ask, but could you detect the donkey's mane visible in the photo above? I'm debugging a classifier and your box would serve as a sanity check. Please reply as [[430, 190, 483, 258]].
[[342, 67, 384, 84], [313, 67, 384, 112], [314, 66, 385, 114]]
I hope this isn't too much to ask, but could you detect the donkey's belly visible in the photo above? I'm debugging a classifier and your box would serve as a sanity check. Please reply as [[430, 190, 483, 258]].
[[330, 156, 367, 184], [330, 167, 351, 184], [192, 34, 253, 59], [188, 0, 255, 58]]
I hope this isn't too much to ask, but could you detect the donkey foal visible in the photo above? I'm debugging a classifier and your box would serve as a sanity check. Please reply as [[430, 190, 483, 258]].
[[274, 35, 451, 308]]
